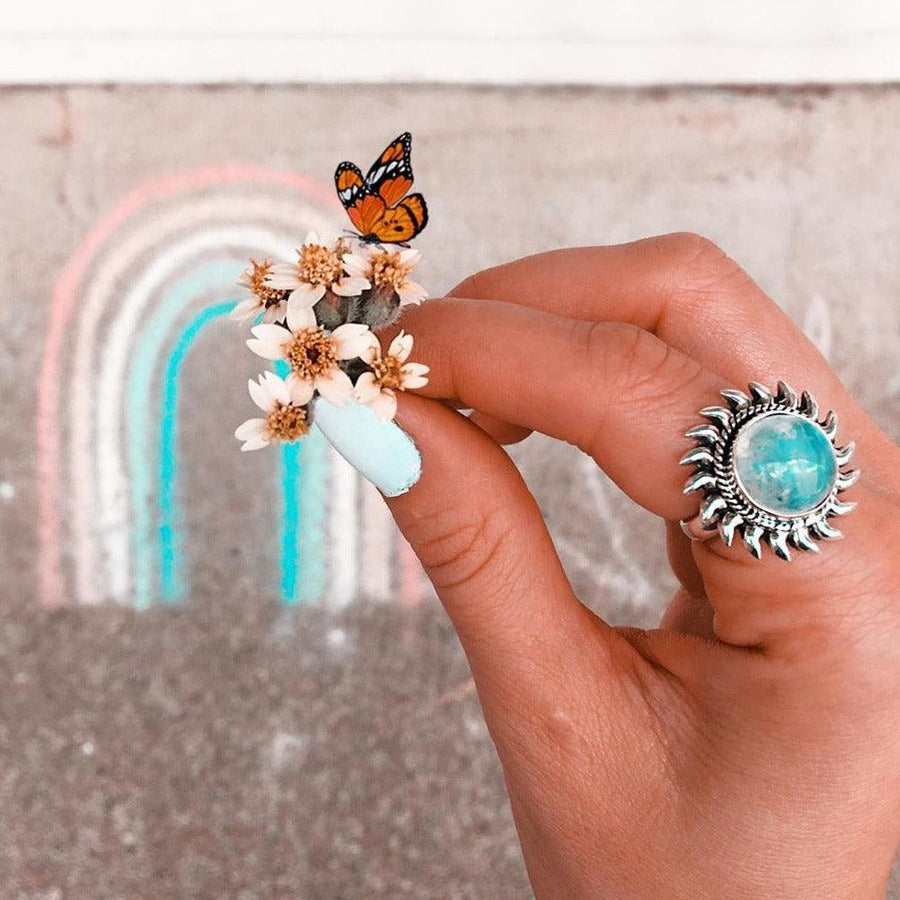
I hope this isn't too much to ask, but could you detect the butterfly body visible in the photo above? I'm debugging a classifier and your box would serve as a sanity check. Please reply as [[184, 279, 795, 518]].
[[335, 132, 428, 244]]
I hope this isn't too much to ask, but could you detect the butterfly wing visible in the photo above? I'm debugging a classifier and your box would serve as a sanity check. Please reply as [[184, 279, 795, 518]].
[[335, 134, 427, 242], [335, 161, 386, 235], [399, 193, 428, 232], [335, 161, 366, 206], [365, 132, 415, 207], [370, 193, 428, 243]]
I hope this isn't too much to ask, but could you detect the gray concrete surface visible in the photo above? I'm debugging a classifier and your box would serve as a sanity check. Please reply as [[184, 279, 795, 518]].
[[0, 85, 898, 898]]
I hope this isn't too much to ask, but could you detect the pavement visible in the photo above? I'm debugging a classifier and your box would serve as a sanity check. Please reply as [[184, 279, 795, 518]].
[[0, 84, 898, 898]]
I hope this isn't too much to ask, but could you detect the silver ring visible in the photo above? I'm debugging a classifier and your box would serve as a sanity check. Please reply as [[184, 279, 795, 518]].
[[679, 381, 859, 561]]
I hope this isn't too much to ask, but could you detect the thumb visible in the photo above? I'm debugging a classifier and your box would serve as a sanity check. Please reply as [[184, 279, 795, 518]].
[[312, 393, 651, 769], [385, 395, 604, 670]]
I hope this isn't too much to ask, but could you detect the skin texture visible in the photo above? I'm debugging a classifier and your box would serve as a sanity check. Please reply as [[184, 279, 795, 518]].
[[382, 234, 900, 899]]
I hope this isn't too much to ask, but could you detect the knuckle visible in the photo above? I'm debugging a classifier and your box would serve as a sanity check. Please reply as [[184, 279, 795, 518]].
[[658, 230, 722, 260], [413, 506, 515, 596], [656, 231, 752, 298], [597, 322, 707, 415], [573, 320, 709, 456]]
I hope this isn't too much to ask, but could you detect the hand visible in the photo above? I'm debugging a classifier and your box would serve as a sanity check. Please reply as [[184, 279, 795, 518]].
[[384, 234, 900, 899]]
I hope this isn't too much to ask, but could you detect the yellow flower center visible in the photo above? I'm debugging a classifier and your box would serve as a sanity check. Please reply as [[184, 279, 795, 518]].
[[266, 402, 309, 442], [299, 241, 345, 287], [285, 327, 339, 379], [248, 259, 290, 307], [372, 354, 405, 391], [370, 251, 410, 292]]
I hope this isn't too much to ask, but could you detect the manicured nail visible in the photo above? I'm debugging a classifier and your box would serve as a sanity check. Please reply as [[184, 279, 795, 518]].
[[312, 398, 422, 497]]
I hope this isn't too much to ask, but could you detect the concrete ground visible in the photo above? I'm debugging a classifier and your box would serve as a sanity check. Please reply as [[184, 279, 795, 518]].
[[0, 85, 898, 898]]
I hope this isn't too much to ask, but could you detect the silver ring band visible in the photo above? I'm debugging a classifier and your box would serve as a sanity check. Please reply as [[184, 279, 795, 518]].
[[679, 515, 718, 543]]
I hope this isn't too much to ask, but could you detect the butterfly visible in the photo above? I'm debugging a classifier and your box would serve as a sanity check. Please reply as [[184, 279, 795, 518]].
[[334, 132, 428, 244]]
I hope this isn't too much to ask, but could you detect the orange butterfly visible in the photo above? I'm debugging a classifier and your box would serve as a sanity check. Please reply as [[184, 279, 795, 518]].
[[334, 132, 428, 245]]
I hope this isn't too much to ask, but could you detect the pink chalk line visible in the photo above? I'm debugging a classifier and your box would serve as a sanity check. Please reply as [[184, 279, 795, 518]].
[[37, 166, 338, 607]]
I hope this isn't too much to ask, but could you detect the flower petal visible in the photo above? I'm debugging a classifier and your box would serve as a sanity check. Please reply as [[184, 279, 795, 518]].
[[235, 418, 268, 441], [341, 253, 372, 281], [229, 297, 261, 322], [240, 436, 270, 452], [398, 248, 421, 266], [302, 231, 320, 246], [286, 371, 315, 398], [397, 280, 428, 306], [353, 371, 382, 403], [291, 281, 326, 309], [261, 304, 283, 324], [247, 338, 284, 361], [247, 323, 289, 360], [251, 323, 290, 342], [341, 253, 371, 278], [401, 370, 429, 390], [248, 377, 271, 412], [332, 275, 371, 297], [363, 345, 380, 365], [288, 377, 315, 406], [263, 371, 291, 406], [371, 390, 398, 421], [314, 369, 354, 406], [332, 323, 377, 360], [388, 331, 413, 362], [286, 296, 318, 332], [403, 362, 429, 376], [264, 263, 302, 290]]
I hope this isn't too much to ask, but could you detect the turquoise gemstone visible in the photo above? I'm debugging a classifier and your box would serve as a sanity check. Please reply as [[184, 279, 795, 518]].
[[733, 413, 836, 516]]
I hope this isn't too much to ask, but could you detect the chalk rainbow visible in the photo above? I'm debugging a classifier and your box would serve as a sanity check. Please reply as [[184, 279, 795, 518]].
[[37, 166, 425, 609]]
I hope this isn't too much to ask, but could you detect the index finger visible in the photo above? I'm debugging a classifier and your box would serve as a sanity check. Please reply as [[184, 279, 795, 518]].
[[449, 233, 887, 457]]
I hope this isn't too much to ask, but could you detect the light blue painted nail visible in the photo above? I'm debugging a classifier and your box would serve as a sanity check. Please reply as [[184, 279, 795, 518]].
[[312, 398, 422, 497]]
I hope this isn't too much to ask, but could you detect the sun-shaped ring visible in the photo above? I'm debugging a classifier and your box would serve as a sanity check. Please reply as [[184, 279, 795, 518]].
[[678, 381, 860, 561]]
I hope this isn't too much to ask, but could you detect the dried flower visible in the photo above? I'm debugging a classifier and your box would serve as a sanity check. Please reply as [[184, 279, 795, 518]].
[[230, 259, 292, 324], [234, 372, 313, 451], [343, 246, 427, 307], [354, 331, 429, 421], [246, 303, 374, 407], [265, 232, 371, 315]]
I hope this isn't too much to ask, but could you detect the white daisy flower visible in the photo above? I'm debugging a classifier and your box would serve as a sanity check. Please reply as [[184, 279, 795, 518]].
[[234, 371, 313, 451], [230, 259, 292, 324], [354, 331, 430, 421], [265, 231, 371, 315], [246, 302, 375, 407], [343, 245, 427, 306]]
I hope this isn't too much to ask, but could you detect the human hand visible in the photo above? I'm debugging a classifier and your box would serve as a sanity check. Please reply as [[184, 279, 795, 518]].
[[383, 234, 900, 899]]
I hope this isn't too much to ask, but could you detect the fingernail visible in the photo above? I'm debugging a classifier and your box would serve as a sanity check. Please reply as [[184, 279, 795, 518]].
[[312, 398, 422, 497]]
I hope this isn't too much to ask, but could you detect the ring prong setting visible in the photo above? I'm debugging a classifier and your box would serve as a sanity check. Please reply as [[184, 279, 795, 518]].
[[681, 382, 858, 560]]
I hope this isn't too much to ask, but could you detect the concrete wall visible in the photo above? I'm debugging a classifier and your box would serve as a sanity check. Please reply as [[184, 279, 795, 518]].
[[3, 1, 900, 83]]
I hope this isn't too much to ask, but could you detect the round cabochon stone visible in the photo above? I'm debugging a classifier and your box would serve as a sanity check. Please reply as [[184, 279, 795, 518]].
[[733, 412, 837, 516]]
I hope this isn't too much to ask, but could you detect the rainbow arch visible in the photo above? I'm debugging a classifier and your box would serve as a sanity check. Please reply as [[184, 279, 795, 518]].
[[37, 166, 425, 609]]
